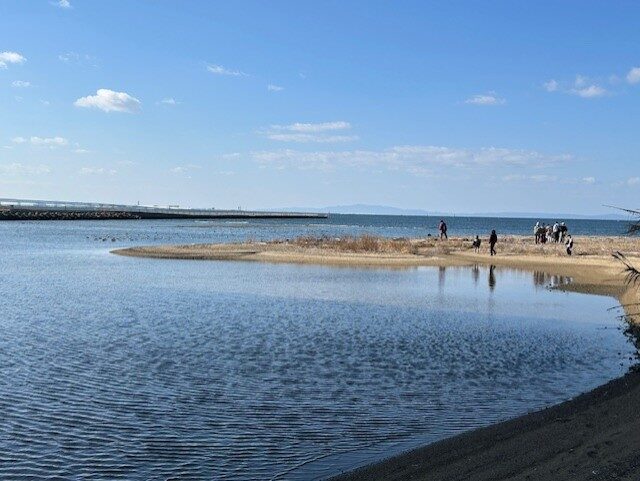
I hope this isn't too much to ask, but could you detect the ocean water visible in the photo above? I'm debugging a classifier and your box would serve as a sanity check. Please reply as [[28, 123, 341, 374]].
[[0, 217, 636, 480]]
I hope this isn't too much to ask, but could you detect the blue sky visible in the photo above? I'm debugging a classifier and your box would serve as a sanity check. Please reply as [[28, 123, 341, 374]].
[[1, 1, 639, 214]]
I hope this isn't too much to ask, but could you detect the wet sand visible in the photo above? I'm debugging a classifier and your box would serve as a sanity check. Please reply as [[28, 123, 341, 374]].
[[331, 371, 640, 481], [112, 235, 640, 480]]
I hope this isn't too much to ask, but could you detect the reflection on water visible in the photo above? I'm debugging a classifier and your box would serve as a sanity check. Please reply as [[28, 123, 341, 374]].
[[489, 265, 496, 291], [533, 270, 573, 288], [0, 221, 635, 481]]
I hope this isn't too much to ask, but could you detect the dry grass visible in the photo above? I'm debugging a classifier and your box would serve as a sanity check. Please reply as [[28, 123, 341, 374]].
[[269, 234, 640, 258]]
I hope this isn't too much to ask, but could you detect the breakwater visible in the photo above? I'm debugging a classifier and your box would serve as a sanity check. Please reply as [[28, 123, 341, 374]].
[[0, 198, 327, 221]]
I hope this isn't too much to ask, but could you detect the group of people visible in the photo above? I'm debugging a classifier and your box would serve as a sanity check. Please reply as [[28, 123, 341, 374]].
[[534, 221, 573, 255], [534, 221, 567, 244], [437, 219, 573, 256]]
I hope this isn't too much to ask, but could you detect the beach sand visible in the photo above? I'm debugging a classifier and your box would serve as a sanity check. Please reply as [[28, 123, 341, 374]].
[[112, 235, 640, 480]]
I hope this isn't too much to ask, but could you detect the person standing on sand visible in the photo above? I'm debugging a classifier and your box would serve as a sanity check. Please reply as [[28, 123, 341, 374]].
[[472, 235, 481, 252], [489, 230, 497, 256], [565, 234, 573, 256], [534, 222, 540, 244], [438, 220, 448, 240]]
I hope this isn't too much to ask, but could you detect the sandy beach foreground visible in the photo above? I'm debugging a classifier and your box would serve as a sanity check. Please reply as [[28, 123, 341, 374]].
[[113, 235, 640, 480]]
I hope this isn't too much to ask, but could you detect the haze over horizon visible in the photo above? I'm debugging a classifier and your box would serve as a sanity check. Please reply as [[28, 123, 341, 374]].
[[2, 1, 640, 215]]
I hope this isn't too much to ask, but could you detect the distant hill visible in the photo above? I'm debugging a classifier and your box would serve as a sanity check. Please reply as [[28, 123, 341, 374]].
[[278, 204, 630, 220]]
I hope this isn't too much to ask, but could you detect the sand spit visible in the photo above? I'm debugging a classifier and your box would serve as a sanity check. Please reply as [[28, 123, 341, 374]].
[[113, 235, 640, 308]]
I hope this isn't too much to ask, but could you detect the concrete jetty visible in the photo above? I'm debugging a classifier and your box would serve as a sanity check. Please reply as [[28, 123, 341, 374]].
[[0, 198, 328, 221]]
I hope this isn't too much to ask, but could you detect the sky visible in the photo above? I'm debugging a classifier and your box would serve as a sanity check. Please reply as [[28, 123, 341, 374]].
[[1, 1, 639, 215]]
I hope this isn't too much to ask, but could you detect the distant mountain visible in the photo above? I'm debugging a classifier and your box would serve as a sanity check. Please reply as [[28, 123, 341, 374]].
[[277, 204, 630, 220]]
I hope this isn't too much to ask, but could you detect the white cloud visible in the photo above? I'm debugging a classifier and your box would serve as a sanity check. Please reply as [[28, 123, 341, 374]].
[[530, 174, 558, 182], [627, 67, 640, 85], [0, 51, 26, 69], [74, 89, 141, 113], [502, 174, 559, 183], [206, 64, 247, 77], [627, 177, 640, 186], [582, 176, 596, 184], [52, 0, 72, 8], [11, 80, 30, 88], [271, 121, 351, 133], [11, 136, 26, 144], [464, 93, 506, 106], [502, 174, 526, 182], [571, 84, 607, 98], [74, 148, 91, 154], [267, 84, 284, 92], [159, 97, 179, 105], [58, 52, 79, 62], [0, 163, 51, 175], [30, 136, 68, 147], [547, 75, 607, 98], [80, 167, 117, 175], [58, 52, 97, 67], [251, 145, 570, 174], [263, 121, 357, 143], [266, 133, 358, 143]]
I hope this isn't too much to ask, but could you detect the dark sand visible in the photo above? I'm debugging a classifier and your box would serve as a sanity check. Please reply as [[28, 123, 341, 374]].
[[332, 371, 640, 481]]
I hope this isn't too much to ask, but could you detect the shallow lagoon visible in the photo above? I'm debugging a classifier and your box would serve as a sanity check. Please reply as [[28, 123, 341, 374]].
[[0, 220, 635, 480]]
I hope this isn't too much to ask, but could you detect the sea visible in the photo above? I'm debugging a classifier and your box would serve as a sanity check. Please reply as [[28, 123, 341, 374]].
[[0, 214, 636, 480]]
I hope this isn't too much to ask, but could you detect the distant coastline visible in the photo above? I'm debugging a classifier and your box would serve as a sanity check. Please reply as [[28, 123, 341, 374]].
[[275, 204, 629, 220]]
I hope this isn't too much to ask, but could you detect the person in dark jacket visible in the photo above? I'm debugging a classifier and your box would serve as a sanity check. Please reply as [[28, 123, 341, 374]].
[[565, 234, 573, 255], [489, 230, 497, 256], [438, 219, 448, 240], [472, 235, 481, 252]]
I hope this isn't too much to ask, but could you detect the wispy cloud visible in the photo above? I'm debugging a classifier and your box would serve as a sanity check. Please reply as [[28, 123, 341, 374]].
[[545, 74, 607, 98], [571, 84, 607, 98], [0, 51, 26, 69], [0, 163, 51, 175], [582, 176, 596, 184], [627, 67, 640, 85], [52, 0, 72, 8], [206, 64, 247, 77], [11, 80, 30, 88], [275, 121, 351, 133], [464, 93, 506, 106], [74, 89, 141, 113], [80, 167, 117, 176], [627, 177, 640, 186], [58, 52, 98, 67], [12, 136, 68, 148], [267, 84, 284, 92], [252, 145, 570, 175], [30, 136, 68, 147], [158, 97, 179, 105], [262, 121, 358, 143]]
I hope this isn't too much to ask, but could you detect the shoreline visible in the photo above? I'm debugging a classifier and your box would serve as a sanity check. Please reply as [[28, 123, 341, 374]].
[[113, 235, 640, 309], [112, 235, 640, 480]]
